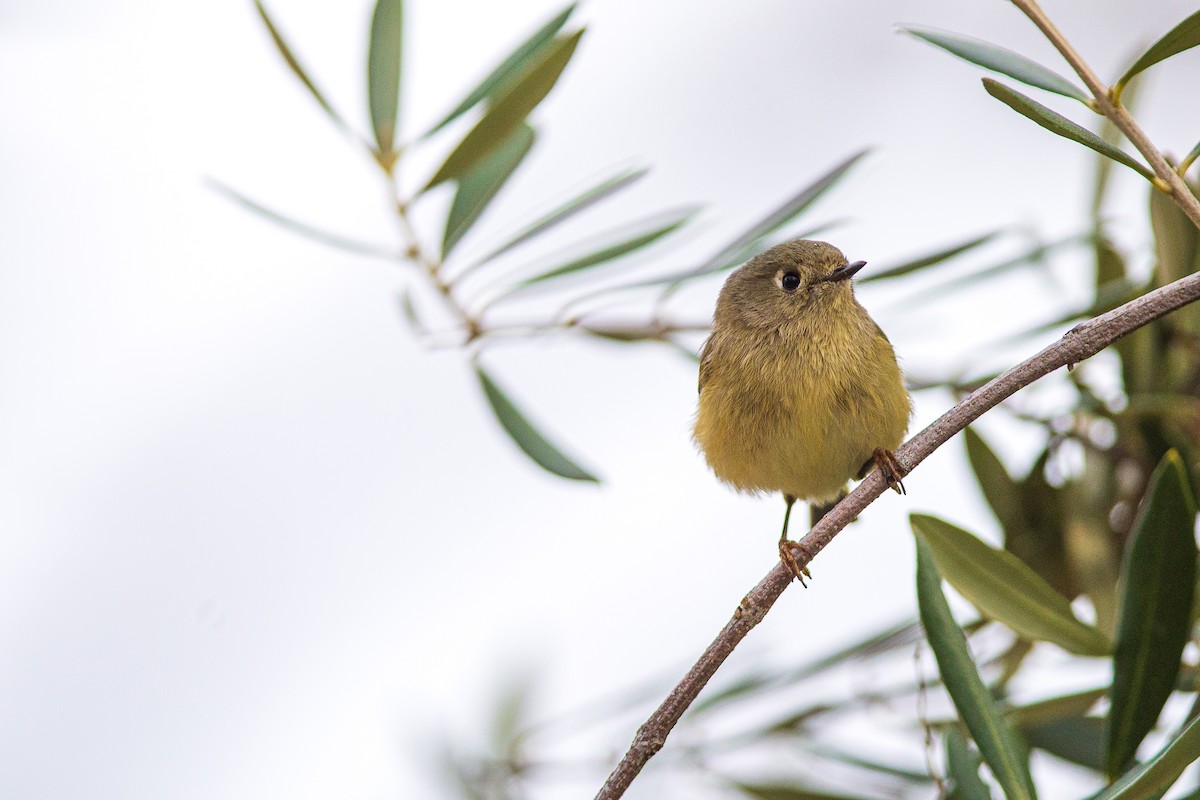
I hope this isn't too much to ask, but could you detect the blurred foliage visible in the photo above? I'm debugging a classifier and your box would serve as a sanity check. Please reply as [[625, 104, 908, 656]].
[[235, 2, 1200, 799]]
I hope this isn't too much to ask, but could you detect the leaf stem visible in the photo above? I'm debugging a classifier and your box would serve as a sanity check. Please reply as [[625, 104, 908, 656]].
[[1008, 0, 1200, 229], [385, 176, 483, 341]]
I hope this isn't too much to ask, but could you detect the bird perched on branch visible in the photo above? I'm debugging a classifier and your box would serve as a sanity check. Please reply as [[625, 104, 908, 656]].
[[694, 239, 911, 581]]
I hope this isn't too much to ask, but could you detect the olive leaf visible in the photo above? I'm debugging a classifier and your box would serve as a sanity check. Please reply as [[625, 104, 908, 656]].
[[476, 366, 598, 482], [902, 26, 1088, 102], [367, 0, 404, 166], [1095, 714, 1200, 800], [1106, 450, 1197, 779], [442, 124, 536, 257], [459, 165, 649, 276], [254, 0, 351, 134], [1117, 9, 1200, 90], [425, 30, 584, 190], [914, 532, 1038, 800], [423, 3, 576, 138], [858, 231, 999, 283], [982, 79, 1154, 181], [207, 179, 398, 258], [945, 730, 992, 800], [912, 514, 1110, 656], [487, 206, 699, 304], [692, 149, 869, 277]]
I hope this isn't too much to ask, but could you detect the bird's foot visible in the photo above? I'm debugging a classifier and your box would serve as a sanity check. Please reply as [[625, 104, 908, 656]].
[[779, 538, 814, 587], [873, 448, 906, 495]]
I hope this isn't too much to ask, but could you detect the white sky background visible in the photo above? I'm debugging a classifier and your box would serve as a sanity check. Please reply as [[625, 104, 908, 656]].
[[2, 1, 1198, 798]]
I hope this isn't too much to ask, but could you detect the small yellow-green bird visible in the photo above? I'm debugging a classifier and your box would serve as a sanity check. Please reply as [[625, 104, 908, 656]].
[[693, 239, 911, 581]]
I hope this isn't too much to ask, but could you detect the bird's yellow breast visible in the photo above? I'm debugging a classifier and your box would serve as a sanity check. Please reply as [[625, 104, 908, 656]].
[[694, 304, 910, 504]]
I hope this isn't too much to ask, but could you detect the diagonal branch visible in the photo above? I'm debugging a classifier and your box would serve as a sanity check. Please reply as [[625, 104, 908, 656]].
[[594, 270, 1200, 800]]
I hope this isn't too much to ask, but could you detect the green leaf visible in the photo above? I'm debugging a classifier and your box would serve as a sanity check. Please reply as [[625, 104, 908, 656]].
[[463, 165, 648, 273], [207, 179, 398, 258], [1096, 235, 1127, 289], [492, 206, 698, 302], [692, 619, 922, 714], [902, 26, 1088, 102], [475, 366, 598, 482], [1150, 181, 1200, 287], [1117, 10, 1200, 89], [423, 4, 576, 138], [1009, 687, 1107, 728], [1022, 716, 1106, 772], [398, 287, 423, 334], [1150, 180, 1200, 336], [913, 514, 1111, 656], [982, 79, 1155, 182], [1106, 450, 1198, 779], [1000, 277, 1142, 344], [964, 427, 1027, 540], [945, 729, 992, 800], [735, 785, 875, 800], [254, 0, 350, 133], [367, 0, 404, 164], [693, 150, 868, 276], [1094, 714, 1200, 800], [915, 533, 1038, 800], [426, 30, 584, 189], [858, 232, 1000, 283], [1010, 448, 1073, 600], [442, 123, 536, 257], [1180, 137, 1200, 176]]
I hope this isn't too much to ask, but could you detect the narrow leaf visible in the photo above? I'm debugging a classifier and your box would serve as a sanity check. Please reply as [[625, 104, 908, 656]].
[[913, 514, 1111, 656], [858, 232, 1000, 283], [1022, 716, 1107, 772], [903, 26, 1088, 101], [692, 619, 922, 714], [945, 729, 992, 800], [254, 0, 350, 133], [982, 79, 1155, 181], [475, 366, 598, 482], [915, 533, 1038, 800], [426, 30, 584, 189], [367, 0, 404, 162], [1180, 137, 1200, 176], [1118, 10, 1200, 88], [694, 150, 869, 275], [208, 179, 398, 258], [1150, 181, 1200, 288], [1106, 450, 1198, 779], [424, 4, 576, 138], [442, 123, 536, 257], [735, 784, 874, 800], [1009, 687, 1108, 728], [1094, 714, 1200, 800], [494, 206, 698, 301], [398, 287, 423, 334], [464, 166, 649, 272], [964, 427, 1027, 539]]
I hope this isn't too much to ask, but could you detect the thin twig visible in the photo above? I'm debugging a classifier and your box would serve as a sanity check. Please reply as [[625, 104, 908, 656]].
[[594, 270, 1200, 800], [1008, 0, 1200, 229]]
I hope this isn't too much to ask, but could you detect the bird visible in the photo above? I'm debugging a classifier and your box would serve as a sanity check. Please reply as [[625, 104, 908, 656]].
[[693, 239, 911, 582]]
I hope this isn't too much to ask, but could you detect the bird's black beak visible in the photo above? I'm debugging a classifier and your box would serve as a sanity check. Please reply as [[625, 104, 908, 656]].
[[818, 260, 867, 283]]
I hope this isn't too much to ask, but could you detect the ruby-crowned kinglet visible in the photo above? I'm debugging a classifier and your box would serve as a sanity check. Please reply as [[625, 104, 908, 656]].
[[694, 240, 911, 581]]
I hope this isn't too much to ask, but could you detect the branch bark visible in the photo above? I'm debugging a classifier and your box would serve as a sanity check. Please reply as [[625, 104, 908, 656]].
[[594, 271, 1200, 800]]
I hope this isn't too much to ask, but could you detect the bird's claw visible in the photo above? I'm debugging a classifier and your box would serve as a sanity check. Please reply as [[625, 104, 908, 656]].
[[779, 539, 813, 587], [873, 448, 906, 495]]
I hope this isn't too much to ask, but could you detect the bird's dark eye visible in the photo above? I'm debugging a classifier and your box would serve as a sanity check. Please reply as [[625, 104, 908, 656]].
[[781, 272, 801, 292]]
